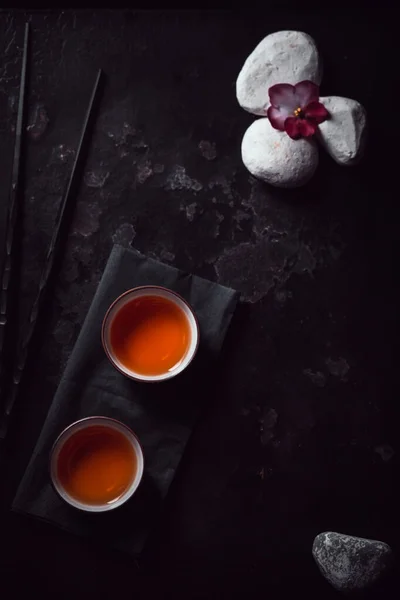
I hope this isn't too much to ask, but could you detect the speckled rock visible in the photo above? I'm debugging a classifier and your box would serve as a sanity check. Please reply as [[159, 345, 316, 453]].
[[312, 532, 393, 593], [236, 31, 322, 116], [241, 118, 318, 188], [318, 97, 367, 165]]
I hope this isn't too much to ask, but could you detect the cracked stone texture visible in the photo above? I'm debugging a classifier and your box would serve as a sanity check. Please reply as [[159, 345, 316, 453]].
[[0, 8, 398, 600], [312, 532, 393, 592]]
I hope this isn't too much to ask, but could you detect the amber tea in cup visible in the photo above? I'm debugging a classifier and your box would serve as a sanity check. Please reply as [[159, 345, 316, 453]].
[[50, 417, 144, 512], [102, 286, 199, 382]]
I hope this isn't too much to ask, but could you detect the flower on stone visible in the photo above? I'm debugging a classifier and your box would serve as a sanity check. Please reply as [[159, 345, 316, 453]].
[[267, 80, 329, 140]]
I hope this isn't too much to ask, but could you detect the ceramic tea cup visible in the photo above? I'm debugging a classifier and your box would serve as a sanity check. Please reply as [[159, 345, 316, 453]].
[[101, 286, 199, 382], [50, 416, 144, 512]]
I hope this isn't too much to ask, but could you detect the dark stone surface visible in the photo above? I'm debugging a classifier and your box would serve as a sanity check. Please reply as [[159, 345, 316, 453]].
[[313, 532, 393, 593], [0, 7, 398, 600]]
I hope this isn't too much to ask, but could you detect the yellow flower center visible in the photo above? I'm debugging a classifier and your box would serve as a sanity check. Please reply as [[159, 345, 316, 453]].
[[294, 107, 302, 117]]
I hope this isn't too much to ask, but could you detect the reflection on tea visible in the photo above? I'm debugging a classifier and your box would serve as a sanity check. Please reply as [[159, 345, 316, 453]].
[[57, 425, 137, 505], [110, 294, 191, 376]]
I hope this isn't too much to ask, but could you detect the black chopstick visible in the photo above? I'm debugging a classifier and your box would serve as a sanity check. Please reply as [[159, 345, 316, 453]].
[[0, 23, 29, 407], [0, 68, 103, 440]]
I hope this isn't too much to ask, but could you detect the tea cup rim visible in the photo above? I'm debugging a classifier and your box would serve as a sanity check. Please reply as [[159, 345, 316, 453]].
[[101, 285, 200, 383]]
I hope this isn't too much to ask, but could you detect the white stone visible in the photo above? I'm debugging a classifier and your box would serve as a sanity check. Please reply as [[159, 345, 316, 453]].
[[237, 31, 322, 116], [241, 117, 319, 188], [318, 96, 367, 165]]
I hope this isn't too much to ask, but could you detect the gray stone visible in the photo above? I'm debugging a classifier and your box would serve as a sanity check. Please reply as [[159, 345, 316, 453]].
[[136, 160, 153, 184], [165, 165, 203, 192], [241, 117, 318, 188], [112, 223, 136, 246], [303, 368, 326, 387], [312, 531, 393, 593], [374, 444, 395, 462], [84, 169, 110, 188], [236, 31, 322, 116], [318, 96, 367, 165], [198, 140, 217, 160], [27, 102, 49, 140], [325, 356, 350, 381]]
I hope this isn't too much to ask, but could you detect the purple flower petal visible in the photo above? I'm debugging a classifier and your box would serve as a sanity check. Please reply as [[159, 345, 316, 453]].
[[304, 100, 330, 124], [294, 81, 320, 108], [268, 83, 299, 112], [284, 117, 317, 140], [267, 106, 289, 131], [284, 117, 302, 140]]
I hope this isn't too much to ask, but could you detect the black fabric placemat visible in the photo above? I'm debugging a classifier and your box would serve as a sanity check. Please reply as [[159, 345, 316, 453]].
[[12, 245, 239, 557]]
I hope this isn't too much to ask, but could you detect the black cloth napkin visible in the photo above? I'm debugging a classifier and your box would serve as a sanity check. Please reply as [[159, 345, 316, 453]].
[[12, 245, 239, 557]]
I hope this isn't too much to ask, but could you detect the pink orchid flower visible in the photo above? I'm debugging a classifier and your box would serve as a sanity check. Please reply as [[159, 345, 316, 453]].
[[267, 80, 329, 140]]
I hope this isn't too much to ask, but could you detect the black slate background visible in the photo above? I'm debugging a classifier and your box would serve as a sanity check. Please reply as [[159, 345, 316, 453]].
[[0, 8, 398, 600]]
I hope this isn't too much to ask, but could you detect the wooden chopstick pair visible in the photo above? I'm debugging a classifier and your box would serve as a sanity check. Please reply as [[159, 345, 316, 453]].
[[0, 23, 103, 440]]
